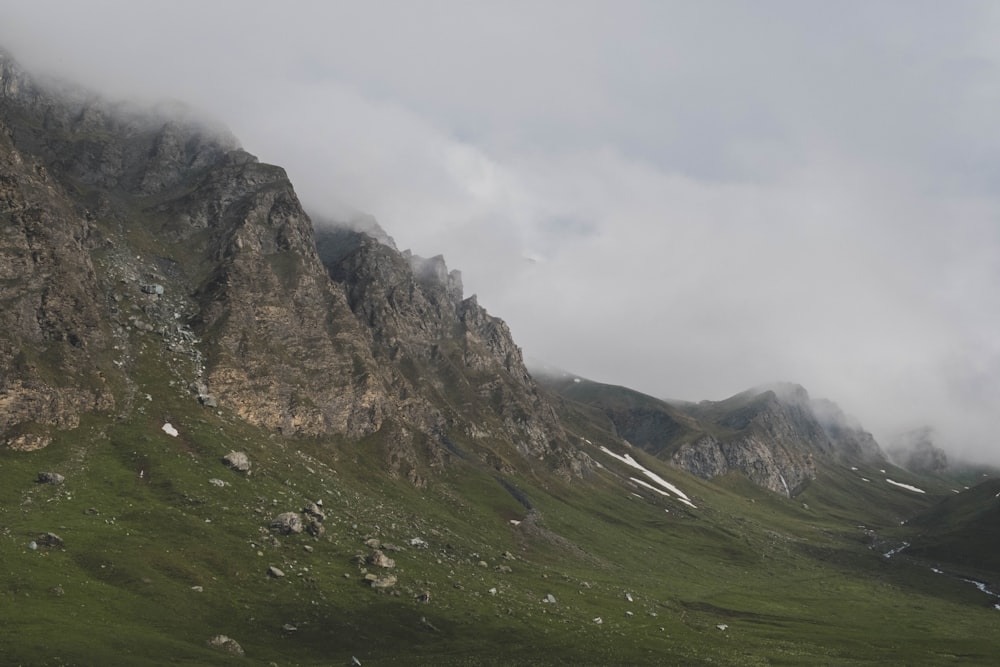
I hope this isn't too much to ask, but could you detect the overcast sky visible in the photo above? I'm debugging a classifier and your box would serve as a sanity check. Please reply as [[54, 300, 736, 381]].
[[3, 1, 1000, 464]]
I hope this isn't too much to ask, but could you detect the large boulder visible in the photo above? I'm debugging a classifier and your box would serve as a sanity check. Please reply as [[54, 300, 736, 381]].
[[222, 451, 251, 473], [270, 512, 303, 535]]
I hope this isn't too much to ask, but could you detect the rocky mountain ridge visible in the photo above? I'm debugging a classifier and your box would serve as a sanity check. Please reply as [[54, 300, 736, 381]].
[[538, 374, 887, 496], [2, 46, 887, 496], [0, 48, 580, 482]]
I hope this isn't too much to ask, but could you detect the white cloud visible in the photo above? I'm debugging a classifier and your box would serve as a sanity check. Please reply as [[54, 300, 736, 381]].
[[3, 1, 1000, 463]]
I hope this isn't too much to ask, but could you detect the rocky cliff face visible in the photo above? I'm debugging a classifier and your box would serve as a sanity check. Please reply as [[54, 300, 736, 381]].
[[0, 49, 579, 481], [672, 384, 886, 496]]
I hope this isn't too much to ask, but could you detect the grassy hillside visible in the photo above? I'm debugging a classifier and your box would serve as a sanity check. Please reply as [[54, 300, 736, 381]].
[[4, 348, 1000, 665]]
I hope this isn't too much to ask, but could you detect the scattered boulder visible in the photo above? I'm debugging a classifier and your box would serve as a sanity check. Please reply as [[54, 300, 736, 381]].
[[543, 594, 556, 604], [222, 451, 251, 473], [303, 502, 326, 522], [365, 573, 397, 590], [366, 550, 395, 568], [270, 512, 303, 535], [625, 593, 633, 603], [416, 590, 431, 603], [161, 423, 179, 437], [306, 519, 325, 537], [36, 532, 63, 548], [141, 283, 164, 295], [206, 635, 244, 656], [267, 566, 285, 579], [36, 472, 65, 485], [593, 617, 603, 625], [409, 537, 428, 548], [717, 623, 729, 631], [208, 478, 227, 487], [189, 381, 218, 407], [363, 537, 381, 549]]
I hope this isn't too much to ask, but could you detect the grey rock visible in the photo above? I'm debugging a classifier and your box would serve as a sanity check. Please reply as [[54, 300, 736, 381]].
[[267, 565, 285, 578], [306, 519, 325, 537], [206, 635, 244, 656], [366, 550, 395, 568], [366, 574, 397, 590], [270, 512, 304, 535], [208, 478, 227, 487], [36, 532, 63, 548], [222, 451, 251, 473], [36, 471, 65, 485], [302, 502, 326, 522]]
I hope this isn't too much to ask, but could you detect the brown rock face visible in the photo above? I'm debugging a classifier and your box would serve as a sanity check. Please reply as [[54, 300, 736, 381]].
[[0, 48, 586, 481]]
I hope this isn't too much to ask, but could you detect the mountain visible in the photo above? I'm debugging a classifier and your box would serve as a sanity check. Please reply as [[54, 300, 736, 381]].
[[538, 376, 885, 496], [4, 47, 1000, 666], [0, 46, 583, 484]]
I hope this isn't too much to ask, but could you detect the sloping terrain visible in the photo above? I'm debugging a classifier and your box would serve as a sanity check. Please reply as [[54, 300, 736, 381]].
[[3, 47, 1000, 666]]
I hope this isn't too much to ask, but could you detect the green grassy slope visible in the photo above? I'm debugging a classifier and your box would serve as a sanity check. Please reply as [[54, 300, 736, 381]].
[[4, 350, 1000, 666]]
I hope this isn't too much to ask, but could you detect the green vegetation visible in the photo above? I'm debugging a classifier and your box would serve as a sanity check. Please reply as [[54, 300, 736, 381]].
[[4, 350, 1000, 666]]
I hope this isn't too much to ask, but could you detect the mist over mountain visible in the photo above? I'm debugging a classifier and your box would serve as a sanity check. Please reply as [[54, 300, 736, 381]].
[[3, 3, 1000, 468], [4, 31, 1000, 666]]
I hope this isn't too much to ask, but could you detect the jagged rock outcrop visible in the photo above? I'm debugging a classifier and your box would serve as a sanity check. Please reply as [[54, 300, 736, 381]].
[[0, 48, 584, 482], [672, 384, 885, 495], [320, 229, 577, 478], [540, 374, 886, 496], [0, 51, 117, 448]]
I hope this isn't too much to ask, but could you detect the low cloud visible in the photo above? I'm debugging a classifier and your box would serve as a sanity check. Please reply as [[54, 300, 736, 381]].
[[3, 2, 1000, 464]]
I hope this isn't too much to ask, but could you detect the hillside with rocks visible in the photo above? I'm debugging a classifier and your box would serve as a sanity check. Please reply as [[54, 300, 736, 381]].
[[3, 46, 1000, 666], [0, 47, 580, 484]]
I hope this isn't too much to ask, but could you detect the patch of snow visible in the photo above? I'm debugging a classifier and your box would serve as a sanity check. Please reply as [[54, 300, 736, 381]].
[[931, 568, 943, 574], [600, 446, 696, 507], [509, 519, 521, 527], [861, 478, 870, 482], [716, 624, 728, 631], [162, 423, 179, 437], [573, 378, 581, 383], [630, 477, 669, 496], [880, 469, 886, 473], [885, 479, 925, 494], [850, 466, 858, 471]]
